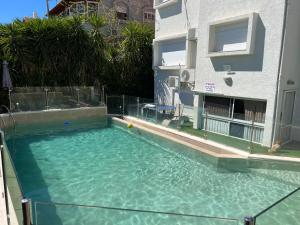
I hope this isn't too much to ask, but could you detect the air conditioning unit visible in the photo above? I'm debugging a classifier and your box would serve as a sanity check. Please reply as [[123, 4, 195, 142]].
[[167, 76, 179, 88], [180, 69, 195, 83], [179, 69, 195, 89]]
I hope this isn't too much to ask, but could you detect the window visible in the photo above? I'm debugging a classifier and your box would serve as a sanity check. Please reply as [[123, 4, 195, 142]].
[[144, 12, 155, 21], [204, 96, 231, 117], [233, 99, 266, 123], [87, 2, 99, 16], [159, 38, 186, 66], [214, 20, 248, 52], [204, 96, 266, 123], [207, 13, 258, 57], [154, 0, 178, 10], [116, 11, 128, 20], [115, 2, 128, 20]]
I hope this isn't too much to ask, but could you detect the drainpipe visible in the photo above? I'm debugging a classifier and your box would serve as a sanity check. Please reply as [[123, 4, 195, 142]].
[[271, 0, 289, 146]]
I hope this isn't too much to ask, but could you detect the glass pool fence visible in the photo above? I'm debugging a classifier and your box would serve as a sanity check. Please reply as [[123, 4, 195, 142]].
[[254, 187, 300, 225], [0, 130, 29, 225], [33, 201, 240, 225], [5, 86, 105, 112], [106, 95, 300, 155]]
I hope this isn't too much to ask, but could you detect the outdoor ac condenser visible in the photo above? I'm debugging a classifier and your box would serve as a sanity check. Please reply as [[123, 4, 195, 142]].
[[167, 76, 179, 88]]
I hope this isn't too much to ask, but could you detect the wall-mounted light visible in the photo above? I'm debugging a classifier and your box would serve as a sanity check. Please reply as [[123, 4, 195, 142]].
[[287, 80, 295, 85], [223, 65, 235, 75]]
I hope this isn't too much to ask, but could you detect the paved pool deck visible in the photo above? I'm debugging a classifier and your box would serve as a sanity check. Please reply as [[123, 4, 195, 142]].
[[123, 116, 300, 163]]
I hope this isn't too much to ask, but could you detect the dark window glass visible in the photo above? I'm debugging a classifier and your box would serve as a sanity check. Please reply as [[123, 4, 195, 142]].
[[233, 99, 266, 123], [117, 12, 127, 20], [144, 12, 155, 20], [233, 99, 245, 120], [204, 96, 231, 117], [229, 123, 245, 139]]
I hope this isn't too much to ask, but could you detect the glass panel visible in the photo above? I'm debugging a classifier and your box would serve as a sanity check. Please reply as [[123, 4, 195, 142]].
[[233, 100, 266, 123], [9, 87, 102, 112], [204, 96, 231, 118], [78, 87, 101, 107], [124, 96, 139, 117], [10, 87, 46, 112], [87, 2, 98, 16], [255, 188, 300, 225], [106, 96, 123, 115], [34, 202, 239, 225], [1, 132, 24, 225]]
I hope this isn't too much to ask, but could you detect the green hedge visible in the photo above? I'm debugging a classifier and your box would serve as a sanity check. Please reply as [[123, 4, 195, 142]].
[[0, 16, 154, 98]]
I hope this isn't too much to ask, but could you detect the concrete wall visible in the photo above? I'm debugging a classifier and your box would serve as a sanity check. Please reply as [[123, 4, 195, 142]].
[[155, 0, 200, 37], [154, 0, 291, 146], [154, 0, 200, 116], [273, 0, 300, 143], [0, 107, 107, 131]]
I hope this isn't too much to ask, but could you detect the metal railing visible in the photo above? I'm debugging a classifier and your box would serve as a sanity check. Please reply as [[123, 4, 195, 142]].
[[33, 201, 239, 225], [8, 86, 104, 113], [107, 95, 300, 154]]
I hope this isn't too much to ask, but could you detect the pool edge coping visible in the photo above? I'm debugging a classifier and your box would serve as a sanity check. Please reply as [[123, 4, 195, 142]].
[[120, 116, 300, 163], [113, 116, 246, 159]]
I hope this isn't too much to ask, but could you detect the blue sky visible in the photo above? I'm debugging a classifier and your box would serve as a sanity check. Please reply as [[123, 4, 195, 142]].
[[0, 0, 57, 24]]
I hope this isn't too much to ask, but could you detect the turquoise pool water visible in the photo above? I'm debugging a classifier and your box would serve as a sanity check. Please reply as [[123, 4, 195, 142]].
[[7, 120, 300, 225]]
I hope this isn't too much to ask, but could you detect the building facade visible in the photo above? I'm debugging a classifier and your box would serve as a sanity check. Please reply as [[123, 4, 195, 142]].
[[49, 0, 155, 23], [153, 0, 300, 147]]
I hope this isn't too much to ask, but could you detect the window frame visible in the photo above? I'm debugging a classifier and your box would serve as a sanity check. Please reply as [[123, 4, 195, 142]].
[[207, 13, 258, 57]]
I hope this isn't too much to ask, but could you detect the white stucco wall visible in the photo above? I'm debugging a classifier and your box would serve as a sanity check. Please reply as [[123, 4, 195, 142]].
[[273, 0, 300, 142], [195, 0, 286, 146], [153, 0, 300, 146], [155, 0, 200, 38], [154, 0, 200, 117]]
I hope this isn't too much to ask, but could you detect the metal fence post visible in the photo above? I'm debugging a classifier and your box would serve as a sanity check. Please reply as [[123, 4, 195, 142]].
[[22, 199, 32, 225], [155, 103, 158, 123], [137, 97, 140, 117], [244, 216, 255, 225], [76, 88, 80, 107], [44, 88, 49, 110], [249, 119, 255, 153], [204, 111, 208, 140], [122, 95, 125, 116]]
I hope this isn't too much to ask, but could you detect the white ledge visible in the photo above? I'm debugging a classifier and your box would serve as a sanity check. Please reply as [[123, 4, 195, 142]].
[[153, 32, 187, 43], [157, 65, 182, 70], [154, 0, 178, 10], [207, 13, 258, 58]]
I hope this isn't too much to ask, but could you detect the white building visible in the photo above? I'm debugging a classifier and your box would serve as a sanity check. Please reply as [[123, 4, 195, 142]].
[[153, 0, 300, 147]]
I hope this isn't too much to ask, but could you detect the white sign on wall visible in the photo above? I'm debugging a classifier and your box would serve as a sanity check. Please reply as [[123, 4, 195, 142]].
[[204, 82, 215, 92]]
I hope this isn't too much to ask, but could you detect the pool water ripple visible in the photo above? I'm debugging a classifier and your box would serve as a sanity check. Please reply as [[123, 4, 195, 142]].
[[7, 124, 300, 225]]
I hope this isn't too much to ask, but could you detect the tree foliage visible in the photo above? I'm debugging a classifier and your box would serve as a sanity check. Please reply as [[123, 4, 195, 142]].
[[0, 17, 154, 98]]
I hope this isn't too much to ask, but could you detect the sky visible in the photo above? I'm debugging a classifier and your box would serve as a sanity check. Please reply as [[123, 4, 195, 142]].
[[0, 0, 57, 24]]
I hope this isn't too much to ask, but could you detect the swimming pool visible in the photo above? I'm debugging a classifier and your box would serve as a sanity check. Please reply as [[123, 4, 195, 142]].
[[6, 118, 300, 225]]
